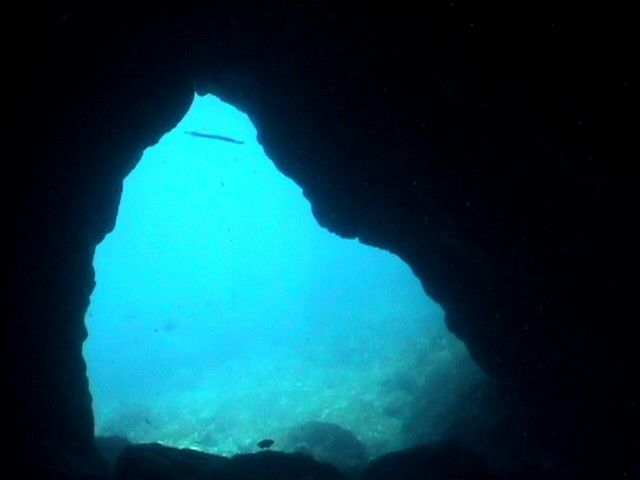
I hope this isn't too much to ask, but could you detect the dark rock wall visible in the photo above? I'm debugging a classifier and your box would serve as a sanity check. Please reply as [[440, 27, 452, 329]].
[[6, 3, 636, 478]]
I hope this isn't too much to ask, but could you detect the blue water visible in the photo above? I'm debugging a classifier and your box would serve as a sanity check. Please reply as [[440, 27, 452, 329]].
[[84, 94, 483, 459]]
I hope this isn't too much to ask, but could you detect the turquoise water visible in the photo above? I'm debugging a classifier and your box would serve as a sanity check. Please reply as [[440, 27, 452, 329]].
[[83, 94, 483, 460]]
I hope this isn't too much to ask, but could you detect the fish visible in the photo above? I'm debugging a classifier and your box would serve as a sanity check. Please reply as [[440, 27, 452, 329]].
[[257, 439, 275, 449], [184, 131, 244, 145]]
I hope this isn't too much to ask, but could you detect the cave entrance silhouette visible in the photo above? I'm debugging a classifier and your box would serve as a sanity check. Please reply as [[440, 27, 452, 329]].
[[83, 93, 482, 461]]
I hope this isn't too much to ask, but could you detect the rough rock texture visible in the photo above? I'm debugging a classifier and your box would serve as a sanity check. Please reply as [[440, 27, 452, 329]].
[[6, 3, 636, 479], [362, 441, 493, 480], [112, 444, 345, 480], [113, 443, 231, 480], [283, 421, 368, 472], [225, 450, 345, 480]]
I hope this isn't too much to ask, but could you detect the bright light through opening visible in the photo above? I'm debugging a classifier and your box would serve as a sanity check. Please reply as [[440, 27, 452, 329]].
[[84, 94, 483, 465]]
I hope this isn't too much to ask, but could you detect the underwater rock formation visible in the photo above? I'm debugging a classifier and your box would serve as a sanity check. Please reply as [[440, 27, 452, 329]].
[[362, 442, 493, 480], [6, 3, 636, 479], [284, 421, 368, 472], [226, 450, 345, 480], [113, 443, 231, 480], [95, 436, 131, 474], [112, 443, 345, 480]]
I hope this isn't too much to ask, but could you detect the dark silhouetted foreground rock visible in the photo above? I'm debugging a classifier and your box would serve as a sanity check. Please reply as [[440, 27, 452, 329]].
[[95, 435, 131, 473], [112, 443, 346, 480], [284, 421, 368, 472], [113, 443, 231, 480], [226, 450, 345, 480], [363, 442, 494, 480]]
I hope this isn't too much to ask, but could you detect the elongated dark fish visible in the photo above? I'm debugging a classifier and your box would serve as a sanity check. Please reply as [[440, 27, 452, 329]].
[[184, 131, 244, 145]]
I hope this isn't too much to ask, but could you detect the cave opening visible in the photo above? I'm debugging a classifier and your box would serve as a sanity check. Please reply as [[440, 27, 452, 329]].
[[83, 93, 484, 465]]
